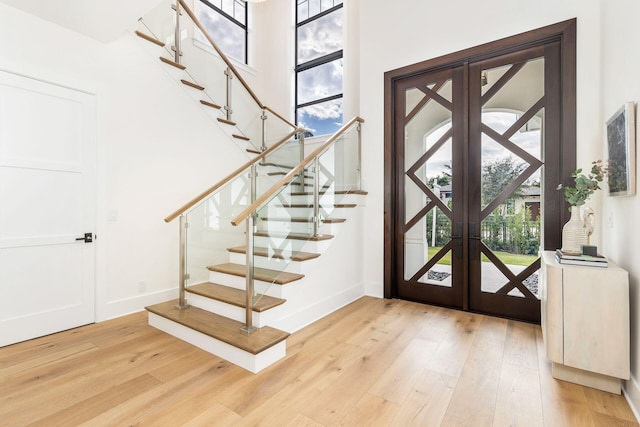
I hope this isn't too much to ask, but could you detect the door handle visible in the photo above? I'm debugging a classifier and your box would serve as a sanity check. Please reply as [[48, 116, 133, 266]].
[[75, 232, 93, 243]]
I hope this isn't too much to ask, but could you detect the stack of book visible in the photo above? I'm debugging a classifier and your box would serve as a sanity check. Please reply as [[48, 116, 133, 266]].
[[555, 249, 608, 268]]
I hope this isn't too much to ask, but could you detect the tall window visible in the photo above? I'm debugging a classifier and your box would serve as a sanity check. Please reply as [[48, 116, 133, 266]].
[[296, 0, 344, 136], [196, 0, 248, 64]]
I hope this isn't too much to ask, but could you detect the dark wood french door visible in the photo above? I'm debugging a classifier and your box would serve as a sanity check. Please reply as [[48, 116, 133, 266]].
[[384, 21, 576, 323]]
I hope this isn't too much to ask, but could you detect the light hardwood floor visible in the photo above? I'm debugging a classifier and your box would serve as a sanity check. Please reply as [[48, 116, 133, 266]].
[[1, 296, 637, 426]]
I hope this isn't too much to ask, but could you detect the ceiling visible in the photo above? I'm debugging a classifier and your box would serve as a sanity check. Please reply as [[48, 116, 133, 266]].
[[0, 0, 163, 42]]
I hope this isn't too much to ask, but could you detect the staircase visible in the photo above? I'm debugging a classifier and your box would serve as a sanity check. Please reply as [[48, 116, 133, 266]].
[[134, 0, 366, 373], [146, 165, 365, 372]]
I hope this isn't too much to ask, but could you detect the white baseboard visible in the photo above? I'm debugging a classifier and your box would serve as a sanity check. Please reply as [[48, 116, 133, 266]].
[[623, 375, 640, 422], [273, 283, 365, 333], [97, 287, 178, 321]]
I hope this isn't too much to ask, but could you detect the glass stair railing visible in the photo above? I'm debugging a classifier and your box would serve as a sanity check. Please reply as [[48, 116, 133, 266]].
[[137, 0, 296, 153], [166, 118, 363, 334], [229, 117, 364, 331]]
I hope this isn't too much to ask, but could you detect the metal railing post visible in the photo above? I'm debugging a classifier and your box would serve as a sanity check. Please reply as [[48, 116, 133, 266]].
[[298, 131, 305, 187], [176, 215, 190, 309], [225, 67, 233, 121], [260, 108, 268, 152], [313, 156, 321, 237], [357, 122, 362, 191], [241, 164, 257, 333], [172, 2, 182, 64]]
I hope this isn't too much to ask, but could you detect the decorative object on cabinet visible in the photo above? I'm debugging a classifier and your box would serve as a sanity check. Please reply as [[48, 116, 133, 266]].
[[606, 102, 636, 196], [557, 162, 605, 254], [540, 251, 629, 394]]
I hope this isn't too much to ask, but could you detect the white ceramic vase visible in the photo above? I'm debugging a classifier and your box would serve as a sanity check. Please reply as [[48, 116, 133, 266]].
[[561, 205, 587, 254]]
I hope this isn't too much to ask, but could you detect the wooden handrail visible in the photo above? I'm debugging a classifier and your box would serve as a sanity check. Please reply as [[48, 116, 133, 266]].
[[179, 0, 266, 113], [164, 128, 303, 223], [231, 116, 364, 226]]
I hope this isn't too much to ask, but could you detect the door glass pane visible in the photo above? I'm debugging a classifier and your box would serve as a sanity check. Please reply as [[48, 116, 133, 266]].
[[403, 78, 454, 287], [478, 57, 544, 300]]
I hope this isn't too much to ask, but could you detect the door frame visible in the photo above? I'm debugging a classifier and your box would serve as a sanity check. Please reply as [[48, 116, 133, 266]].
[[383, 19, 576, 314]]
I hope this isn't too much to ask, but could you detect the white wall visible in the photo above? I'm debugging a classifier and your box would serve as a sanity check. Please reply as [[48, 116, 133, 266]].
[[600, 0, 640, 413], [0, 3, 249, 320]]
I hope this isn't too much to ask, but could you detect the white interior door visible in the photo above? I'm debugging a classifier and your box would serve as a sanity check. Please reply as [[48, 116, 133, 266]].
[[0, 71, 96, 346]]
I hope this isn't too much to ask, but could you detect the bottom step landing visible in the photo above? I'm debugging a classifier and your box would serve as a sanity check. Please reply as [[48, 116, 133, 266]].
[[146, 300, 289, 373]]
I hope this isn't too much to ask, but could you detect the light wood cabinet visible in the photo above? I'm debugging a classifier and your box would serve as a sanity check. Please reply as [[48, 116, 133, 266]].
[[539, 251, 630, 394]]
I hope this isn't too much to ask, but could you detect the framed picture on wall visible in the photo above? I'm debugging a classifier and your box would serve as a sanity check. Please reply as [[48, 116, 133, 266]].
[[606, 101, 636, 196]]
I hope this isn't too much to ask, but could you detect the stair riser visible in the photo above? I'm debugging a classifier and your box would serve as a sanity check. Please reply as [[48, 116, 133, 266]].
[[257, 221, 341, 236], [148, 313, 286, 373], [257, 221, 312, 234], [288, 193, 365, 206], [270, 207, 314, 217], [227, 251, 316, 275], [185, 291, 281, 328], [253, 235, 333, 253], [208, 271, 289, 299]]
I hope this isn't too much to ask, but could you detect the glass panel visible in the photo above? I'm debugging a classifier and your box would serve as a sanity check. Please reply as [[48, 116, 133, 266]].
[[482, 58, 544, 133], [404, 82, 453, 171], [404, 221, 452, 287], [480, 193, 541, 295], [256, 139, 305, 195], [297, 98, 343, 137], [297, 8, 343, 64], [481, 144, 527, 211], [297, 0, 309, 23], [513, 109, 544, 162], [316, 124, 360, 220], [297, 0, 342, 22], [477, 56, 544, 302], [138, 0, 176, 55], [185, 174, 249, 287], [297, 59, 343, 105]]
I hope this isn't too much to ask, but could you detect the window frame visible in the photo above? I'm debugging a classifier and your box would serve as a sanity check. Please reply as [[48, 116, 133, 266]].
[[199, 0, 248, 64], [295, 1, 344, 135]]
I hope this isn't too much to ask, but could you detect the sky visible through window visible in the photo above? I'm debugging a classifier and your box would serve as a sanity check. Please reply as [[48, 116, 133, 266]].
[[296, 1, 343, 136], [196, 0, 246, 64]]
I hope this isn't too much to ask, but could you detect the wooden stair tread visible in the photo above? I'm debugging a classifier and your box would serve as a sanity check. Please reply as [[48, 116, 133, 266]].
[[200, 100, 222, 109], [146, 300, 288, 354], [217, 118, 237, 126], [234, 134, 251, 141], [228, 246, 320, 262], [207, 263, 305, 284], [291, 189, 368, 196], [246, 148, 261, 155], [181, 79, 205, 91], [187, 282, 285, 312], [135, 30, 165, 47], [260, 217, 346, 224], [254, 231, 334, 241], [159, 56, 186, 70]]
